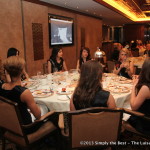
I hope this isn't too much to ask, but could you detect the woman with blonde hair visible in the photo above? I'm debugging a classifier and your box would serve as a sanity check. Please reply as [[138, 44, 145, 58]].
[[113, 48, 134, 79], [0, 56, 58, 134]]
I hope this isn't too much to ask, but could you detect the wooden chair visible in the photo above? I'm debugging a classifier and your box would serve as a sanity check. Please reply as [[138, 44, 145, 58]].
[[59, 107, 123, 150], [122, 108, 150, 140], [43, 63, 48, 74], [107, 61, 115, 73], [0, 96, 57, 150], [131, 51, 139, 57]]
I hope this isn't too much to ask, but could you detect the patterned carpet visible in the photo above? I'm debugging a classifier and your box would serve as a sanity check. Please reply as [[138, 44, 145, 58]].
[[1, 131, 150, 150]]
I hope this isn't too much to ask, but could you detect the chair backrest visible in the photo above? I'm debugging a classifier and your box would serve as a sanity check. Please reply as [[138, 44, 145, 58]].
[[131, 51, 139, 57], [68, 107, 123, 149], [43, 63, 48, 74], [107, 61, 115, 73], [0, 96, 25, 136]]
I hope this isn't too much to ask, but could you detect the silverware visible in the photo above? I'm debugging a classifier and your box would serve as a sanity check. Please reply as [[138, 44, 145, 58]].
[[66, 95, 71, 100]]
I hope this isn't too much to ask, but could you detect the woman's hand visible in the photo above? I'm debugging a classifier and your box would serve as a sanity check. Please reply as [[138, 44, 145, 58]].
[[132, 75, 139, 86]]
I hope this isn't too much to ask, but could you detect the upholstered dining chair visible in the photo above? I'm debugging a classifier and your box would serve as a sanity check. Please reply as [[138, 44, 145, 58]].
[[107, 61, 115, 73], [0, 96, 57, 150], [43, 63, 48, 74], [122, 108, 150, 140], [59, 107, 123, 150]]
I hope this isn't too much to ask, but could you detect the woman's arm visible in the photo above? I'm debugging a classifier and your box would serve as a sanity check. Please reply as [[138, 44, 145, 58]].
[[63, 61, 68, 71], [23, 69, 29, 80], [127, 61, 134, 77], [113, 64, 123, 75], [76, 60, 80, 70], [21, 89, 41, 119], [107, 93, 116, 109], [130, 85, 150, 110], [70, 96, 76, 111], [5, 70, 11, 83], [47, 61, 52, 74]]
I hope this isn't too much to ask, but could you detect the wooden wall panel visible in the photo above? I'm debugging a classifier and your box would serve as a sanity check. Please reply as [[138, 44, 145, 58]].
[[123, 24, 145, 42], [0, 0, 102, 76], [0, 0, 24, 59]]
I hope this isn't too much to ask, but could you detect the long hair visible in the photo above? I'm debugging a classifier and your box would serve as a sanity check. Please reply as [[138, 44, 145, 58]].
[[49, 47, 62, 62], [136, 58, 150, 94], [79, 47, 91, 68], [73, 60, 103, 109], [7, 48, 19, 58]]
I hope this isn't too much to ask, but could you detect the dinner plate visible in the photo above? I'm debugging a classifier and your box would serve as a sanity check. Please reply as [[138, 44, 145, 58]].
[[32, 89, 53, 98], [107, 85, 130, 93], [118, 80, 132, 84]]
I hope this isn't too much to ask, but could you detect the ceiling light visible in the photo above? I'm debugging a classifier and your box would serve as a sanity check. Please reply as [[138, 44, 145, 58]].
[[95, 0, 150, 22]]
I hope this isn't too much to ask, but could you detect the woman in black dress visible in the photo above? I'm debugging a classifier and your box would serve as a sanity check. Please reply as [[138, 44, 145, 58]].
[[76, 47, 91, 70], [113, 48, 134, 79], [48, 47, 67, 73], [0, 56, 58, 134], [70, 60, 116, 110], [128, 58, 150, 135]]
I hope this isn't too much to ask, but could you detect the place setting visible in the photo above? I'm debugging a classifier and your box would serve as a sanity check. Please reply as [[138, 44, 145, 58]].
[[56, 87, 73, 101], [31, 89, 54, 98]]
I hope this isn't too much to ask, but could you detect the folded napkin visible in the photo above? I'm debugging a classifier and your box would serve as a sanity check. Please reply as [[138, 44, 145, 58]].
[[57, 95, 71, 101]]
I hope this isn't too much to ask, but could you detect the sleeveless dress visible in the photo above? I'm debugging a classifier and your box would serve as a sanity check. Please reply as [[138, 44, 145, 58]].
[[73, 90, 110, 110], [0, 83, 58, 134], [49, 58, 64, 73], [115, 61, 131, 79], [128, 99, 150, 135]]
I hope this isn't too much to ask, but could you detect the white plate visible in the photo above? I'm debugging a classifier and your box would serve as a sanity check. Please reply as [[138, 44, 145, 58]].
[[32, 89, 53, 98], [107, 85, 130, 93]]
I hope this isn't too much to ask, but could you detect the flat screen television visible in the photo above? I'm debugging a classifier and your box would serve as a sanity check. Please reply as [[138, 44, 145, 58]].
[[48, 14, 74, 47]]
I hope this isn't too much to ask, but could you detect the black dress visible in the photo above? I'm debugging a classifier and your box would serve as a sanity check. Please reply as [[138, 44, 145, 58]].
[[128, 99, 150, 135], [0, 83, 32, 125], [115, 61, 131, 79], [49, 58, 64, 73], [0, 83, 58, 134], [144, 50, 150, 57], [73, 90, 110, 110]]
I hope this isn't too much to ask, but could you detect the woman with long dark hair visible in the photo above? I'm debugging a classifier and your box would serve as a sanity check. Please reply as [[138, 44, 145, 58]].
[[70, 60, 116, 110], [76, 47, 91, 70], [48, 47, 67, 73], [128, 58, 150, 135], [6, 48, 29, 82]]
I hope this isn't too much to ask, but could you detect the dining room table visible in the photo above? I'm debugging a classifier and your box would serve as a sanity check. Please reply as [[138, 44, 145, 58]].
[[25, 71, 133, 120]]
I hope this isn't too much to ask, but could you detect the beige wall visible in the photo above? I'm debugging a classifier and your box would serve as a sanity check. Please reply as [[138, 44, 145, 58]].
[[0, 0, 24, 59], [0, 0, 102, 76]]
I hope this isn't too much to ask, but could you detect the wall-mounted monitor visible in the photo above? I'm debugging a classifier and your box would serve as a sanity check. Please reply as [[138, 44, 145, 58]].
[[48, 14, 74, 47]]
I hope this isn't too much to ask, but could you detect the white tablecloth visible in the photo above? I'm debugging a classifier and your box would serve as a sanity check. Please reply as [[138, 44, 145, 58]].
[[31, 74, 132, 112]]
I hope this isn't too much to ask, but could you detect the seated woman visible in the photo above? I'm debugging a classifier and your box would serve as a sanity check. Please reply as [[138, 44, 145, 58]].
[[127, 58, 150, 135], [76, 47, 91, 70], [6, 47, 29, 82], [0, 56, 58, 134], [70, 60, 116, 110], [113, 48, 134, 79], [48, 47, 67, 73]]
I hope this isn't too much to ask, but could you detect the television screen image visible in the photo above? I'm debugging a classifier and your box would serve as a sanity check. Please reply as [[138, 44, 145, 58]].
[[49, 15, 74, 46]]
